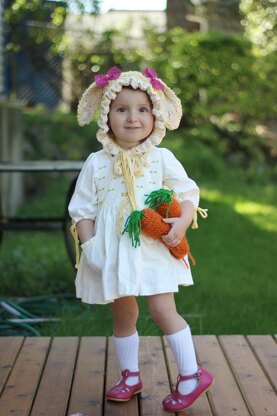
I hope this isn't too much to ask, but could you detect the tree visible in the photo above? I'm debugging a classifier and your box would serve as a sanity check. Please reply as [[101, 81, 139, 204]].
[[3, 0, 102, 102], [240, 0, 277, 54]]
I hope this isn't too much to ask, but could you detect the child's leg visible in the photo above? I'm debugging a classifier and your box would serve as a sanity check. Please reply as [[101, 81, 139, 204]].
[[111, 296, 139, 337], [147, 293, 198, 394], [110, 296, 140, 385]]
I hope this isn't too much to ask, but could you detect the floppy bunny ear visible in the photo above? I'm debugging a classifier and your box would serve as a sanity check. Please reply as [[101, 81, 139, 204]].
[[162, 86, 182, 130], [77, 82, 103, 126]]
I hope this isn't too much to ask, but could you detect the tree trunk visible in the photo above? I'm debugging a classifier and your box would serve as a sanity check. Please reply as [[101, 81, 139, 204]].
[[166, 0, 242, 33], [166, 0, 199, 31], [203, 0, 242, 33]]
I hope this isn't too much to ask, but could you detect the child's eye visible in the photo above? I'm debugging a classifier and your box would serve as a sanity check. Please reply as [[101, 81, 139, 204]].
[[140, 107, 149, 112], [117, 107, 126, 112]]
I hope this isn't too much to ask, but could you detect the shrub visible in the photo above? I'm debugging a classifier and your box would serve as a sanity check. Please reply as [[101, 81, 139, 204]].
[[23, 108, 100, 161]]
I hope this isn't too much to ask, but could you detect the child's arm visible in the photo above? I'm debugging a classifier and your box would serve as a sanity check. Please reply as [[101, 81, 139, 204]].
[[162, 200, 195, 247], [76, 219, 95, 244]]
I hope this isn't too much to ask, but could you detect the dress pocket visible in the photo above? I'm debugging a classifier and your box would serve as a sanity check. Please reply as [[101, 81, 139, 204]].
[[81, 234, 104, 273]]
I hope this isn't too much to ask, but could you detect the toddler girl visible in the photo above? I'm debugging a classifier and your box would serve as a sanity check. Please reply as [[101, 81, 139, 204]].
[[68, 66, 213, 412]]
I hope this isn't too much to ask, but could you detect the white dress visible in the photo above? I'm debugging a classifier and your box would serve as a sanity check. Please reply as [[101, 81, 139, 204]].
[[68, 146, 200, 304]]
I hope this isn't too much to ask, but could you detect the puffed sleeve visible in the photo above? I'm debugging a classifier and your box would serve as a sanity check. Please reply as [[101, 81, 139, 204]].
[[68, 153, 98, 223], [160, 148, 199, 208]]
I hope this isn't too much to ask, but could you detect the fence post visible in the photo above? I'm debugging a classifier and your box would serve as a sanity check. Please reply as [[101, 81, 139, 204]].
[[0, 0, 4, 98], [0, 101, 24, 216]]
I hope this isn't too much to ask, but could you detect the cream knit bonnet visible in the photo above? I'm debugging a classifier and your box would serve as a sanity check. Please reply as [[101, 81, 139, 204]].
[[77, 67, 182, 157]]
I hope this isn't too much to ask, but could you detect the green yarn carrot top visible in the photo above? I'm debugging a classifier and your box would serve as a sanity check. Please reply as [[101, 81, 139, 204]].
[[144, 189, 174, 217], [123, 189, 176, 248], [122, 210, 144, 248], [122, 189, 194, 263]]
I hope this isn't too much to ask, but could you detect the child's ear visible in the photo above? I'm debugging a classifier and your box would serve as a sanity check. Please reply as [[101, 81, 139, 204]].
[[77, 83, 103, 126], [162, 86, 183, 130]]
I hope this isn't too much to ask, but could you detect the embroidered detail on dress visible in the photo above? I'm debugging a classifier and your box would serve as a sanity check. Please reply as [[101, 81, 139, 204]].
[[117, 195, 130, 235]]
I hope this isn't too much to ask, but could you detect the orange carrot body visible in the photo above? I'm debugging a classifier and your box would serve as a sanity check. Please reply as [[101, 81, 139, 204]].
[[155, 198, 181, 218], [141, 208, 190, 260]]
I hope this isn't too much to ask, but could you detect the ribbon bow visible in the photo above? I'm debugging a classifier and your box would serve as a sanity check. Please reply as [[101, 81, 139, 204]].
[[143, 68, 165, 90], [192, 207, 208, 229], [94, 66, 121, 88]]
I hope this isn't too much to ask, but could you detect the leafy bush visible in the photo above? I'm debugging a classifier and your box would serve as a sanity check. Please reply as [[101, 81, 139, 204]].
[[23, 109, 101, 161]]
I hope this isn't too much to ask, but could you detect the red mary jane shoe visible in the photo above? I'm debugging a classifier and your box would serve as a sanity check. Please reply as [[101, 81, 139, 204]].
[[106, 369, 143, 402], [162, 367, 213, 412]]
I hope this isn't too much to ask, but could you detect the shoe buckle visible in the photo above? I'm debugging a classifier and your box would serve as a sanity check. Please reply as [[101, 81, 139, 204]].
[[194, 370, 202, 379]]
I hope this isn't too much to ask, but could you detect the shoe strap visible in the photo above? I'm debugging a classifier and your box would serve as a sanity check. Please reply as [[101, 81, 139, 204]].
[[178, 369, 202, 382], [121, 369, 140, 378]]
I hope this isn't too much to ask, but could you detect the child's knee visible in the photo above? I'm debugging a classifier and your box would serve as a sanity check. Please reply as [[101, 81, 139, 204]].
[[148, 297, 174, 324], [112, 298, 139, 326], [119, 308, 139, 324]]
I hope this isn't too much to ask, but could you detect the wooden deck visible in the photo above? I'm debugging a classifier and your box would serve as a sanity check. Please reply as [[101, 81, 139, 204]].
[[0, 335, 276, 416]]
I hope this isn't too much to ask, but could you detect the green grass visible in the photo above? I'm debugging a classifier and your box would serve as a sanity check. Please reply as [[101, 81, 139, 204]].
[[0, 170, 276, 336], [178, 180, 277, 335]]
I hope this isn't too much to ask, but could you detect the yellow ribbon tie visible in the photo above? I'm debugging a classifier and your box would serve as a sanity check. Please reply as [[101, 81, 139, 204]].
[[113, 152, 146, 177], [116, 152, 141, 234], [70, 223, 80, 269], [120, 153, 138, 211], [191, 207, 208, 229]]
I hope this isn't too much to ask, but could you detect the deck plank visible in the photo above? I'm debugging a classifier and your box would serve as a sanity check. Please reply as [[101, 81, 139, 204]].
[[219, 335, 277, 416], [194, 335, 251, 416], [30, 337, 79, 416], [139, 336, 172, 416], [0, 337, 24, 395], [104, 336, 139, 416], [67, 337, 106, 416], [0, 335, 276, 416], [164, 335, 214, 416], [247, 335, 277, 392], [0, 337, 51, 416]]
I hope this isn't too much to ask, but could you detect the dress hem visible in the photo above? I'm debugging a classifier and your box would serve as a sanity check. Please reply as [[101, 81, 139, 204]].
[[76, 282, 194, 305]]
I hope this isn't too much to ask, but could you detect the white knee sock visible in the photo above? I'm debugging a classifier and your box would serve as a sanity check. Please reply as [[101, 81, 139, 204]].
[[166, 326, 198, 395], [113, 331, 140, 386]]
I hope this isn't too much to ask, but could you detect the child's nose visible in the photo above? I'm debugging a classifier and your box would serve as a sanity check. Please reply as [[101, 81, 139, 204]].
[[127, 111, 138, 121]]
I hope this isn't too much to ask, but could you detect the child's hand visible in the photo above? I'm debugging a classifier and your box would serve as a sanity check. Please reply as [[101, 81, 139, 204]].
[[81, 237, 102, 272], [161, 217, 187, 247]]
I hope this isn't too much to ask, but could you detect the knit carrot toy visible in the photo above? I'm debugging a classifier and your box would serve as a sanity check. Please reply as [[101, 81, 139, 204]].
[[123, 189, 195, 264]]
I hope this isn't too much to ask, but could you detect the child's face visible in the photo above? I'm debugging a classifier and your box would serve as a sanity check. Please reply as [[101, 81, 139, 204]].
[[108, 88, 154, 150]]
